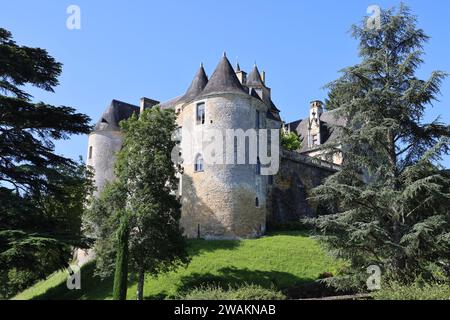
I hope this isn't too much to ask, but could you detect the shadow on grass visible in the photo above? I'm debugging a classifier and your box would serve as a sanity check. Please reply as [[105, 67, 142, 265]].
[[31, 262, 117, 300], [172, 266, 314, 298]]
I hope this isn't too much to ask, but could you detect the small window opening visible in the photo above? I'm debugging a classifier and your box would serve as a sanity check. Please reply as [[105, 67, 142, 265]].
[[194, 154, 204, 172], [196, 103, 205, 125], [88, 146, 93, 159], [255, 197, 260, 208]]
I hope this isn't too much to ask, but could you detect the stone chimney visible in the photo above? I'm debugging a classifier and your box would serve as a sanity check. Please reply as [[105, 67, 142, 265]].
[[140, 97, 160, 114], [235, 63, 247, 84], [308, 100, 324, 147], [309, 100, 324, 122]]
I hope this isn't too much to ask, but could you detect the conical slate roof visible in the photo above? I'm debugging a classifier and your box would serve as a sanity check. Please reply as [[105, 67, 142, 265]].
[[94, 100, 139, 132], [180, 64, 208, 103], [200, 55, 247, 97], [246, 64, 264, 86]]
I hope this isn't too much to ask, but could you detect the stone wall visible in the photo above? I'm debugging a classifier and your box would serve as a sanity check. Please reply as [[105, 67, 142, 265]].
[[268, 150, 338, 224], [178, 93, 269, 239], [87, 130, 123, 196]]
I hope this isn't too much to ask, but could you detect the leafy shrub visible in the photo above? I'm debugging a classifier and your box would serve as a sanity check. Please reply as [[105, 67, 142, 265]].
[[180, 284, 286, 300], [373, 282, 450, 300], [281, 131, 301, 151]]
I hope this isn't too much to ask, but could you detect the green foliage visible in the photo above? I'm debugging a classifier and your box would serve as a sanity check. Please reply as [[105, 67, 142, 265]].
[[180, 284, 286, 300], [281, 130, 301, 151], [310, 4, 450, 287], [112, 215, 130, 300], [0, 28, 93, 298], [14, 232, 344, 300], [373, 282, 450, 300], [85, 107, 189, 300]]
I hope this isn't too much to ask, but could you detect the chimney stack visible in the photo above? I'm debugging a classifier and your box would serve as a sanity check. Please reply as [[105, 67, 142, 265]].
[[261, 71, 266, 84], [140, 97, 160, 114], [235, 63, 247, 84]]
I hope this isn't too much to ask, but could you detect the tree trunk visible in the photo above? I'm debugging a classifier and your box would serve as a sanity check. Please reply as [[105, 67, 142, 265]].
[[387, 130, 406, 274], [113, 215, 130, 300], [136, 266, 145, 300]]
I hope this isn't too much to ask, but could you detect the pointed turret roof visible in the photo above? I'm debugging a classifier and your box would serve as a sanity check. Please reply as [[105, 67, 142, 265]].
[[200, 55, 247, 97], [94, 100, 139, 132], [180, 63, 208, 103], [246, 64, 264, 86]]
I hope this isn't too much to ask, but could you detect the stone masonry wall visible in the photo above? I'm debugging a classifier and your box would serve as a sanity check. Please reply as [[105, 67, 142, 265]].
[[269, 150, 338, 224], [178, 93, 269, 239]]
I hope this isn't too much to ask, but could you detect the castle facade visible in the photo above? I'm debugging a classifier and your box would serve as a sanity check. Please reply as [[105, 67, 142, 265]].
[[87, 55, 342, 239]]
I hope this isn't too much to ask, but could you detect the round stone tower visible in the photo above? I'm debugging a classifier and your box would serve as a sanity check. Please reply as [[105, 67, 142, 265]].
[[87, 100, 139, 195], [175, 55, 281, 239]]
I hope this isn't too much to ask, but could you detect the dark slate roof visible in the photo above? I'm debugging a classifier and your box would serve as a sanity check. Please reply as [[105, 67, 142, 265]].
[[179, 64, 208, 103], [267, 103, 281, 121], [160, 96, 183, 110], [199, 55, 247, 97], [94, 99, 139, 132], [246, 65, 264, 86], [287, 109, 345, 152]]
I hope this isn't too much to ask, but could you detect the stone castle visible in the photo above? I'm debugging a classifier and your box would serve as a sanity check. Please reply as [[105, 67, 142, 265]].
[[87, 54, 343, 240]]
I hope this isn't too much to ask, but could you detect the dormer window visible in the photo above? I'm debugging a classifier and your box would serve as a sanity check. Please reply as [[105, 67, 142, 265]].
[[196, 103, 205, 125], [312, 134, 319, 146]]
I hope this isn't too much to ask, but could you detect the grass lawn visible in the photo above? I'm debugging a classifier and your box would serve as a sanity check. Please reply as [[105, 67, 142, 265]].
[[13, 231, 344, 300]]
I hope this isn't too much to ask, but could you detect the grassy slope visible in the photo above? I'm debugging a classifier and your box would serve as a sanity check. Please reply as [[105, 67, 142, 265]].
[[14, 231, 344, 300]]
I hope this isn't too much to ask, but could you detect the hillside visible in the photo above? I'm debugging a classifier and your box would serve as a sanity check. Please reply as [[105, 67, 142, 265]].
[[14, 231, 344, 300]]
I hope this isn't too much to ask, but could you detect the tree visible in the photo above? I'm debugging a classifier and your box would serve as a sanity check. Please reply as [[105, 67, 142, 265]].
[[0, 28, 93, 297], [310, 4, 450, 287], [112, 213, 130, 300], [86, 107, 189, 300], [281, 130, 301, 151]]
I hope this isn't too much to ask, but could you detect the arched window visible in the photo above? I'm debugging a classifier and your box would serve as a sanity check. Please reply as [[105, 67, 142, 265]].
[[88, 146, 93, 159], [194, 154, 204, 172]]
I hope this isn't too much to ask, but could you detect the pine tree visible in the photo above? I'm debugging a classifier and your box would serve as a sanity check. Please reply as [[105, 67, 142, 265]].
[[0, 28, 92, 297], [311, 4, 450, 287]]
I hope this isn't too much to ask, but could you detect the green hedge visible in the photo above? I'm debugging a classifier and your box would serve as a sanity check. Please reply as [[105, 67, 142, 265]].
[[180, 284, 286, 300], [373, 282, 450, 300]]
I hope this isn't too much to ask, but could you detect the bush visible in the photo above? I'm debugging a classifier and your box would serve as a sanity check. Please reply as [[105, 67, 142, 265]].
[[373, 282, 450, 300], [180, 284, 286, 300]]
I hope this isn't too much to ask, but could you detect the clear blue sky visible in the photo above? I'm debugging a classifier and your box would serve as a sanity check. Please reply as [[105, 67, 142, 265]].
[[1, 0, 449, 167]]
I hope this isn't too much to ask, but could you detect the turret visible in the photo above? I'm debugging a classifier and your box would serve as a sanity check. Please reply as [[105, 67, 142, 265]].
[[178, 54, 269, 239], [87, 100, 140, 195], [308, 100, 324, 147]]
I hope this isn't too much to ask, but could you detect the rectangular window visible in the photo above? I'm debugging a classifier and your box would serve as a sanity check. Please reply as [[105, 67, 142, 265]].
[[88, 146, 93, 159], [196, 103, 205, 125], [174, 127, 182, 142], [312, 134, 318, 146]]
